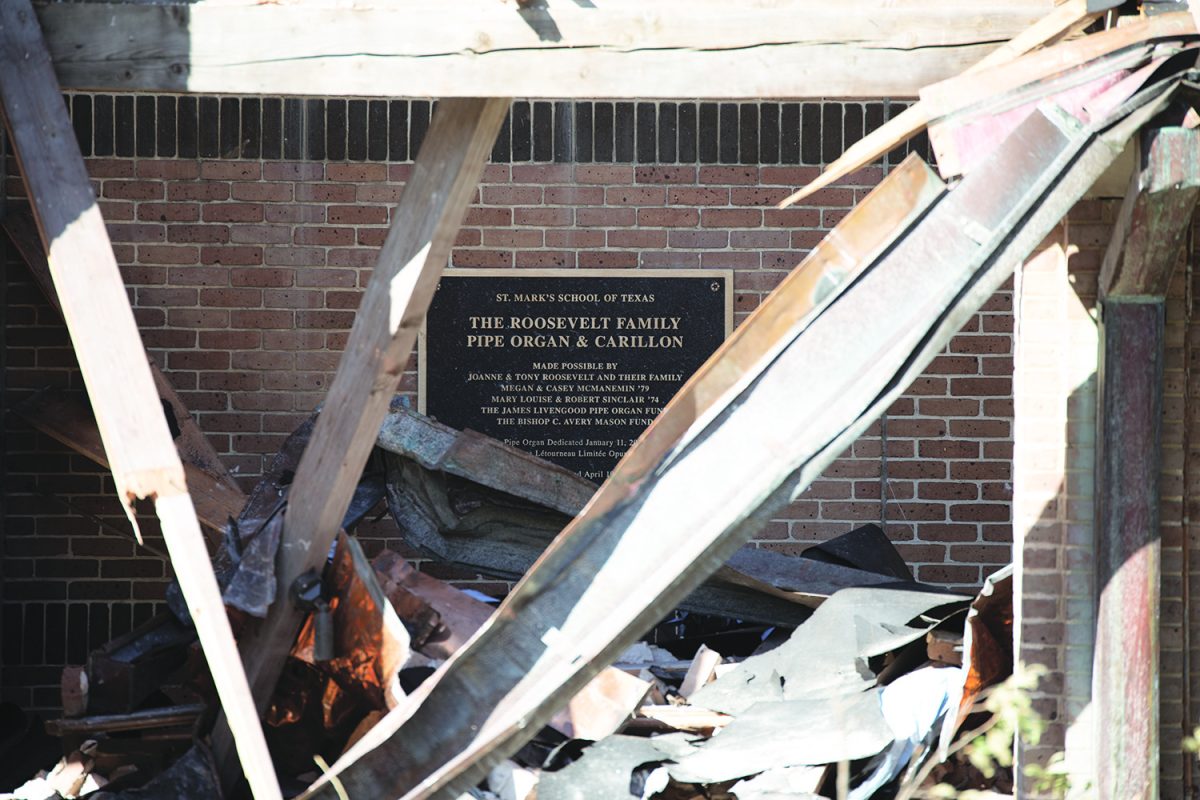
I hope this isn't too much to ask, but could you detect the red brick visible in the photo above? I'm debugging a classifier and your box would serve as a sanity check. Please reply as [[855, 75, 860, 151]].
[[230, 225, 292, 245], [451, 250, 511, 268], [465, 207, 513, 226], [702, 252, 759, 269], [699, 166, 759, 185], [296, 184, 356, 203], [456, 228, 482, 247], [511, 164, 572, 183], [327, 163, 388, 182], [637, 208, 698, 227], [265, 246, 325, 267], [759, 166, 821, 186], [325, 291, 363, 310], [481, 186, 542, 205], [357, 229, 387, 247], [266, 204, 326, 224], [292, 268, 355, 288], [296, 310, 356, 329], [329, 205, 389, 225], [231, 182, 294, 202], [86, 159, 135, 178], [516, 251, 575, 268], [199, 287, 262, 307], [295, 227, 355, 246], [668, 187, 730, 206], [730, 230, 789, 249], [606, 186, 667, 205], [231, 309, 293, 329], [578, 251, 638, 268], [577, 208, 636, 227], [168, 224, 229, 244], [482, 229, 543, 248], [200, 246, 262, 266], [199, 330, 261, 349], [99, 200, 135, 220], [545, 186, 604, 205], [167, 180, 230, 202], [203, 203, 264, 223], [576, 165, 635, 184], [263, 331, 326, 351], [263, 289, 324, 309], [514, 207, 572, 227], [200, 162, 262, 181], [169, 350, 231, 370], [168, 308, 230, 328], [607, 230, 667, 249], [136, 161, 200, 180], [264, 163, 324, 181], [949, 419, 1010, 438], [103, 180, 163, 200], [106, 223, 165, 243], [669, 230, 728, 249], [138, 203, 199, 222], [357, 185, 404, 204], [702, 208, 762, 228], [137, 245, 199, 265], [137, 287, 197, 307]]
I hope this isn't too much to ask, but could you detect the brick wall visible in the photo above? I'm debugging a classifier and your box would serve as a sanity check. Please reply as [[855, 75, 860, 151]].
[[2, 95, 1014, 711], [1012, 203, 1199, 798]]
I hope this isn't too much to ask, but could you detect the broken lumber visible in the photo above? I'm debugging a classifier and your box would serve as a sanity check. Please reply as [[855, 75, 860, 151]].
[[379, 407, 931, 624], [0, 3, 279, 797], [45, 705, 205, 737], [300, 80, 1163, 799]]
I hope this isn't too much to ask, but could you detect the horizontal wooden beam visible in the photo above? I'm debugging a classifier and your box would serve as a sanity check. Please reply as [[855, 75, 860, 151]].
[[34, 0, 1056, 99]]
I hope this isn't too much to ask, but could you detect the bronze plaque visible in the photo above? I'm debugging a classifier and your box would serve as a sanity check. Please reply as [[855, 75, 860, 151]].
[[419, 268, 732, 480]]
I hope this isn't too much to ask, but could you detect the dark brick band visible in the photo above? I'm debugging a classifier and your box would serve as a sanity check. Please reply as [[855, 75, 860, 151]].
[[66, 95, 931, 166]]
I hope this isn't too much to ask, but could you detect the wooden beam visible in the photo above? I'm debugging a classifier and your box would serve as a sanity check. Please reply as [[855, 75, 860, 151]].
[[232, 97, 509, 710], [0, 3, 279, 798], [1095, 299, 1163, 800], [32, 0, 1057, 99], [1100, 125, 1200, 298], [3, 210, 241, 491], [1089, 125, 1198, 800]]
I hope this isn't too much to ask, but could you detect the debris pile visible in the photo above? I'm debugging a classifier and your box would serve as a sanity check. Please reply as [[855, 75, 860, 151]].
[[3, 406, 1015, 799]]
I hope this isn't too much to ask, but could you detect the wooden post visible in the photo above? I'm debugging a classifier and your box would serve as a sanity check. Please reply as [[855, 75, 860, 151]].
[[1095, 299, 1163, 800], [225, 95, 508, 728], [0, 3, 280, 798], [1093, 124, 1200, 800]]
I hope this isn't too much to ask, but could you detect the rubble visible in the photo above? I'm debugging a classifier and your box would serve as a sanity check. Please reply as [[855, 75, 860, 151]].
[[4, 1, 1189, 797]]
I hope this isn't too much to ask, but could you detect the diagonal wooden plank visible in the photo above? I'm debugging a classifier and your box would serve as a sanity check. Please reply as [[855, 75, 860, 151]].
[[231, 96, 509, 711], [3, 210, 241, 491], [0, 3, 279, 798]]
